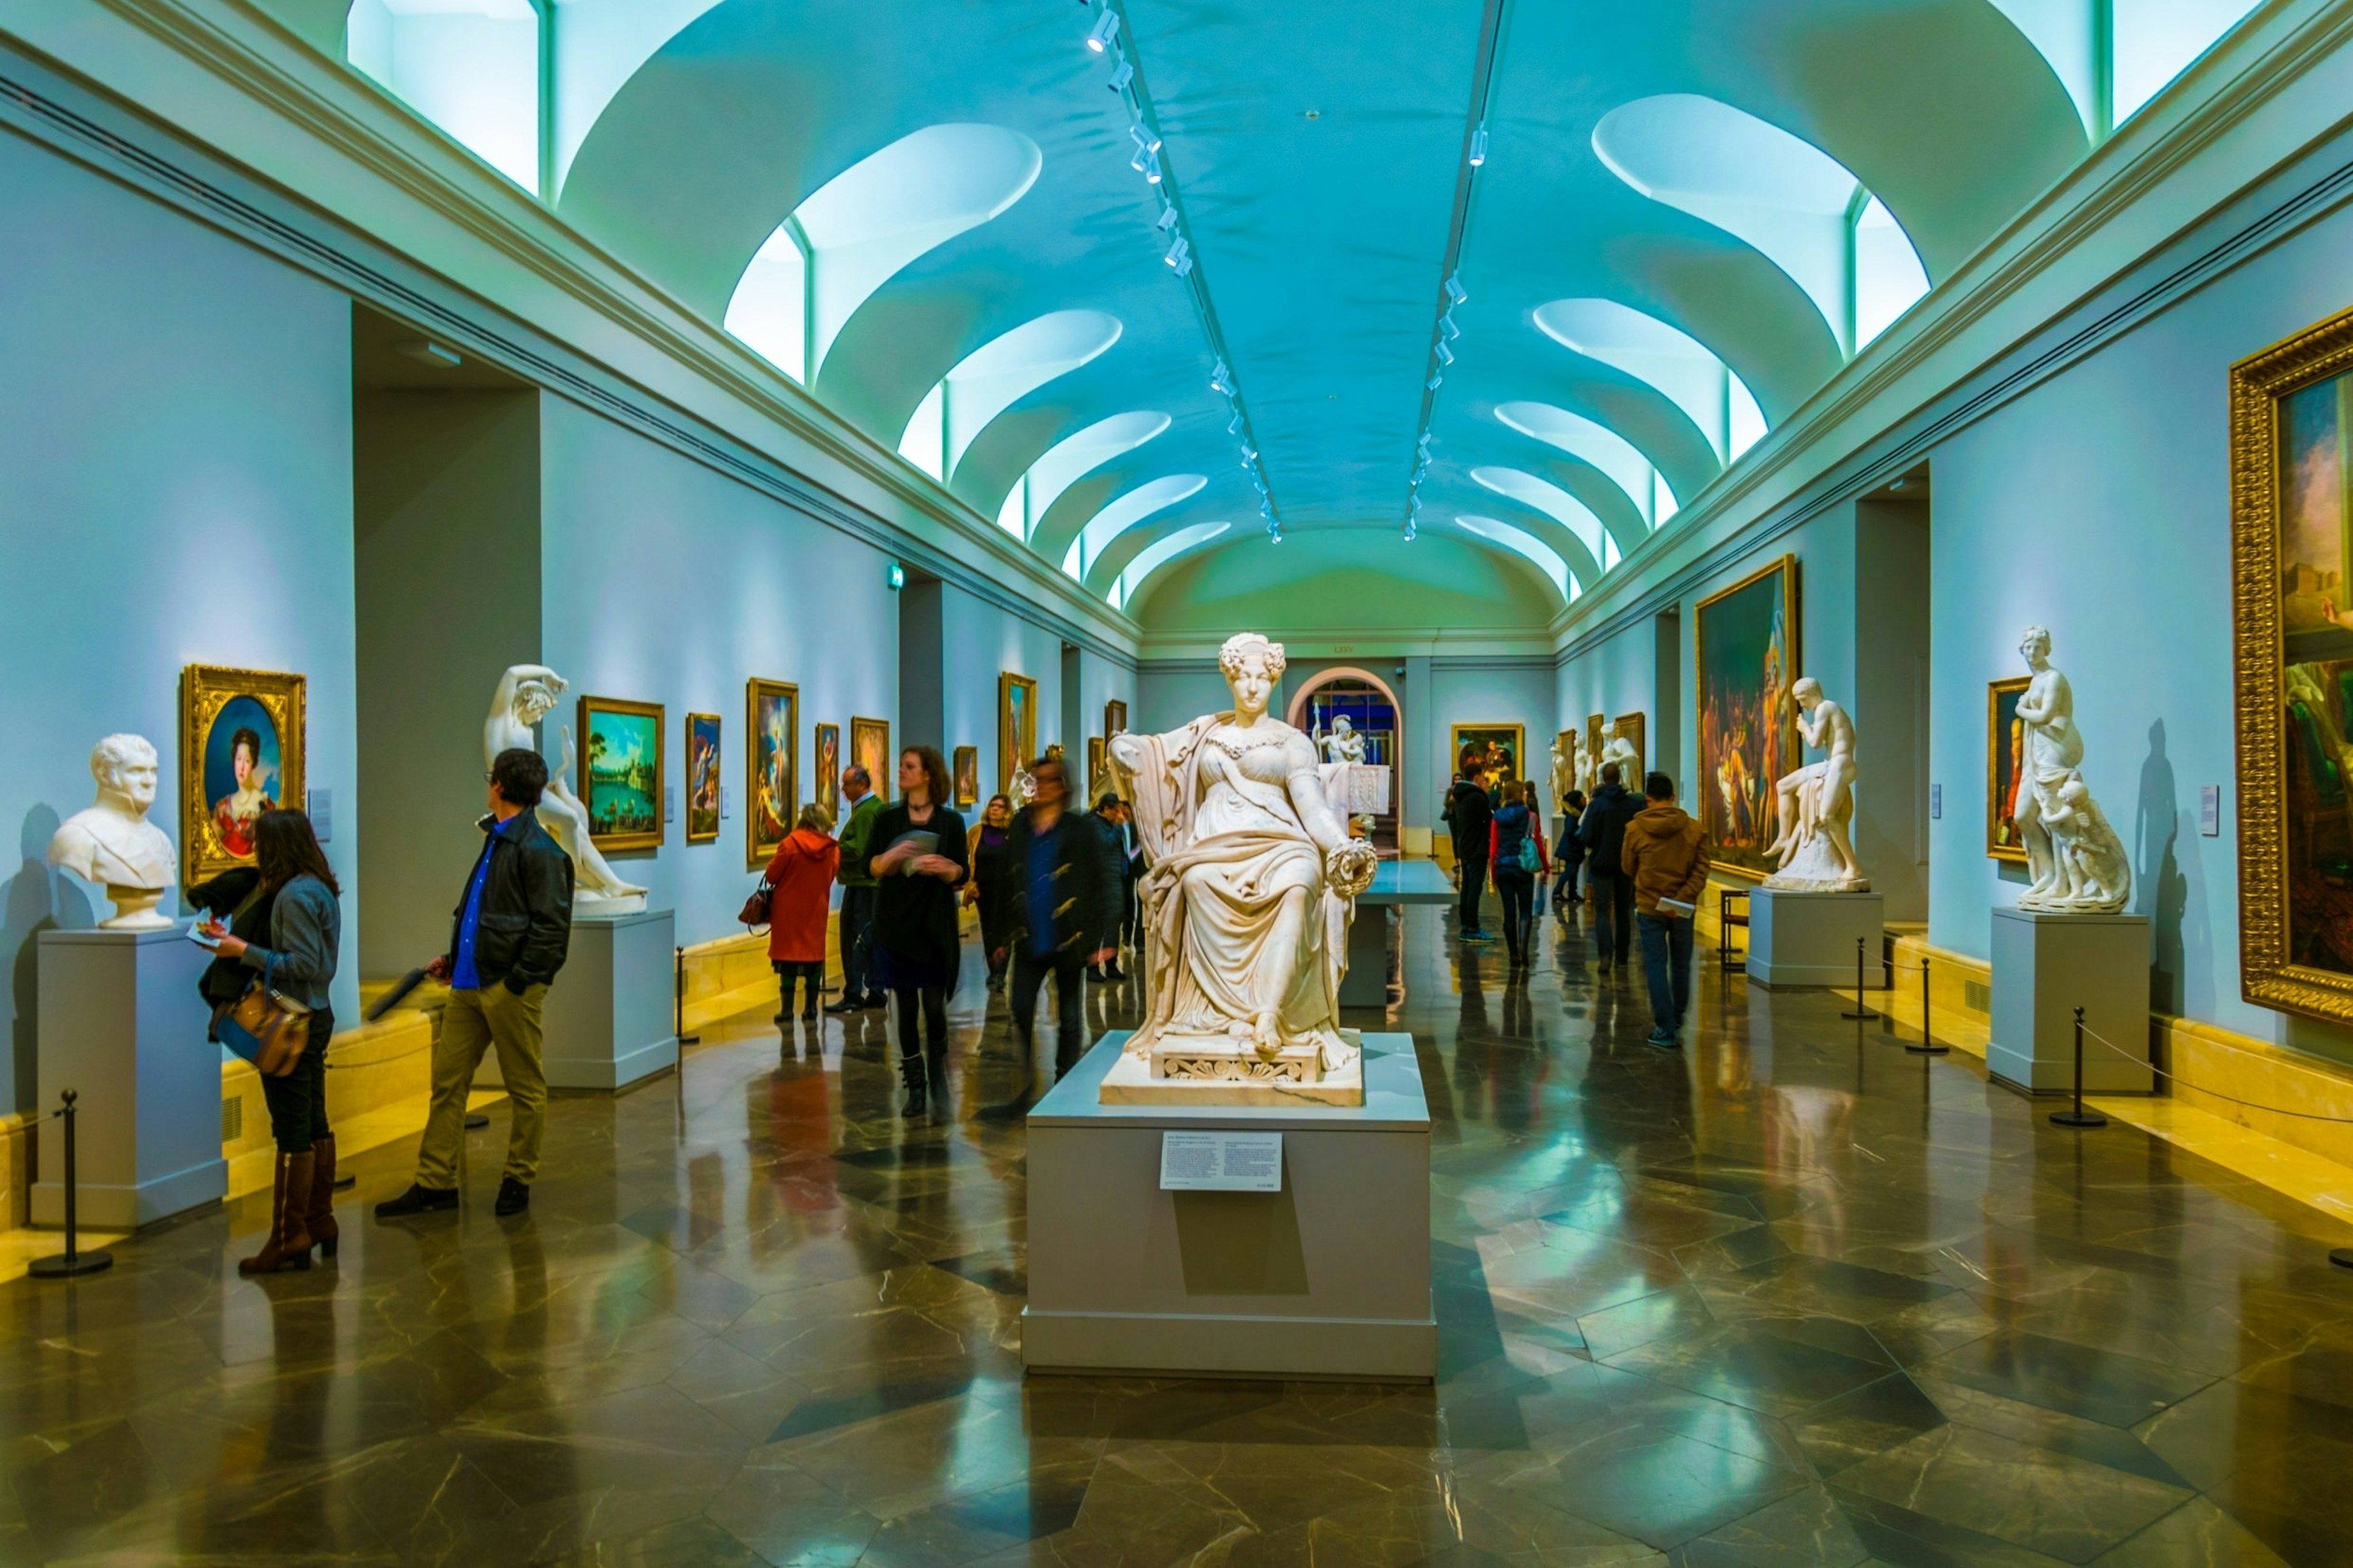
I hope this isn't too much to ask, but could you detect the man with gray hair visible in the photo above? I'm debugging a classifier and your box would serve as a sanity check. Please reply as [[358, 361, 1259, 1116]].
[[827, 760, 886, 1013], [48, 733, 176, 928]]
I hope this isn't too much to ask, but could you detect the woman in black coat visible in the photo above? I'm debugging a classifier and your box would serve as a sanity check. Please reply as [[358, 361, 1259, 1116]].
[[866, 746, 969, 1112], [966, 794, 1017, 993]]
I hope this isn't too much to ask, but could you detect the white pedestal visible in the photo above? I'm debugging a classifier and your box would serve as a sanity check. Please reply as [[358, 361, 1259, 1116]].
[[34, 927, 226, 1229], [1988, 908, 2153, 1095], [1746, 887, 1885, 988], [1025, 1031, 1434, 1381], [542, 908, 678, 1091]]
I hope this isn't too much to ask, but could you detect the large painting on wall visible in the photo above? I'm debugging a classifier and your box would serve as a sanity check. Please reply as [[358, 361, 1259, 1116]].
[[686, 712, 721, 846], [1000, 673, 1037, 792], [580, 696, 664, 849], [851, 717, 891, 803], [814, 724, 840, 822], [181, 664, 306, 882], [2232, 306, 2353, 1023], [1452, 724, 1524, 791], [1696, 554, 1800, 879], [746, 679, 797, 865], [1987, 677, 2030, 862]]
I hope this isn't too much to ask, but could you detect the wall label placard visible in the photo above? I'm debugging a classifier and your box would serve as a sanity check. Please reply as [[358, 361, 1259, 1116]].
[[309, 787, 333, 843], [1928, 784, 1941, 821], [1159, 1131, 1282, 1192], [2200, 785, 2221, 838]]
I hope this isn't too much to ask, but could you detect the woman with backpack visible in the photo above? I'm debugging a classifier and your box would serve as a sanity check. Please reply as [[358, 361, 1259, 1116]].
[[1488, 780, 1550, 972]]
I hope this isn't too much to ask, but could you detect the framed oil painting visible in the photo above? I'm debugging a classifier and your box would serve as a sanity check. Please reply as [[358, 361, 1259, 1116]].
[[1104, 699, 1128, 737], [1987, 677, 2031, 862], [746, 679, 797, 864], [813, 724, 841, 822], [1612, 713, 1648, 785], [181, 664, 306, 882], [1452, 724, 1524, 790], [686, 712, 721, 846], [2230, 304, 2353, 1023], [1695, 553, 1800, 879], [953, 745, 979, 808], [1088, 736, 1108, 800], [579, 695, 663, 850], [851, 717, 891, 803], [1000, 672, 1037, 792], [1586, 714, 1605, 784]]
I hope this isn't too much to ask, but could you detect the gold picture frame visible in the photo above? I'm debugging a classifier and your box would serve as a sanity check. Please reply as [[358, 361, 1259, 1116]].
[[1611, 713, 1647, 784], [1450, 723, 1525, 790], [1986, 676, 2031, 863], [1694, 553, 1801, 881], [180, 664, 306, 884], [851, 717, 891, 803], [1104, 698, 1128, 737], [578, 695, 664, 850], [953, 745, 979, 808], [813, 724, 841, 822], [1088, 735, 1108, 800], [746, 679, 798, 865], [2232, 303, 2353, 1023], [685, 711, 721, 846], [1000, 672, 1038, 793]]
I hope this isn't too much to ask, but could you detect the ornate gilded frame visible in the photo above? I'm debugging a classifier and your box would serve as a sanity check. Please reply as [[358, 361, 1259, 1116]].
[[578, 695, 665, 851], [952, 745, 979, 808], [1104, 698, 1128, 737], [813, 724, 841, 822], [999, 672, 1037, 793], [1450, 723, 1526, 789], [1694, 552, 1801, 882], [1610, 713, 1647, 783], [1985, 676, 2031, 863], [2232, 304, 2353, 1024], [851, 716, 892, 803], [180, 663, 306, 884], [745, 678, 797, 866], [684, 711, 721, 846]]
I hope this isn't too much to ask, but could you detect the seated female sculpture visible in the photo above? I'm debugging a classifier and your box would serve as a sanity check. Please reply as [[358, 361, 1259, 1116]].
[[1111, 633, 1379, 1081]]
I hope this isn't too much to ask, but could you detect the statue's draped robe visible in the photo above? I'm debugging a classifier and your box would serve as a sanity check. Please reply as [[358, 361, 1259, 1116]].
[[1120, 713, 1354, 1062]]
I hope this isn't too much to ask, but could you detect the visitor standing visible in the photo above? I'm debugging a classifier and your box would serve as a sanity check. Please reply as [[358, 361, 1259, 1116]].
[[827, 763, 885, 1013], [1487, 781, 1548, 972], [1087, 795, 1131, 981], [866, 747, 968, 1113], [966, 793, 1017, 992], [1446, 772, 1496, 940], [762, 803, 839, 1026], [203, 808, 341, 1273], [378, 747, 573, 1220], [1579, 762, 1642, 969], [1620, 771, 1711, 1048], [1553, 788, 1588, 914], [1006, 756, 1119, 1078]]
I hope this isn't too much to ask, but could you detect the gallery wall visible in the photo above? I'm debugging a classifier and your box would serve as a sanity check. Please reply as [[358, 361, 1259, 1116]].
[[0, 130, 363, 1114]]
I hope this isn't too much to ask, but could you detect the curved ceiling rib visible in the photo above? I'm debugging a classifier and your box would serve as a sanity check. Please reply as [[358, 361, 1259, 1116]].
[[548, 0, 726, 195], [1083, 513, 1226, 597], [1495, 401, 1677, 529], [996, 412, 1170, 538], [1472, 467, 1616, 572], [1108, 523, 1232, 612], [896, 310, 1122, 483], [1454, 515, 1572, 603], [1063, 475, 1208, 580], [1534, 300, 1764, 466]]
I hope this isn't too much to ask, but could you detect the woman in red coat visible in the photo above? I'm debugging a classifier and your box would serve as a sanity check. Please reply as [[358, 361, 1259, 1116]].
[[765, 803, 840, 1023]]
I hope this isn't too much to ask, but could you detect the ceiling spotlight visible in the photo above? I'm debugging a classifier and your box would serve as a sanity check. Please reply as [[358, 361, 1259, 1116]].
[[1142, 147, 1162, 183], [1404, 518, 1418, 541], [1427, 372, 1444, 390], [1086, 9, 1120, 51], [1469, 121, 1488, 167], [1164, 234, 1189, 268], [1444, 274, 1466, 305], [1172, 251, 1194, 278], [1108, 57, 1134, 93], [1417, 433, 1432, 452], [1157, 205, 1179, 233], [1130, 123, 1161, 154], [1440, 314, 1460, 341], [1434, 341, 1455, 366], [1210, 360, 1232, 395], [1227, 412, 1243, 434]]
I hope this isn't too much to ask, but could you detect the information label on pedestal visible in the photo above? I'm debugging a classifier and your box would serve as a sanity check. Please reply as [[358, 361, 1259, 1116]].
[[1159, 1131, 1283, 1191]]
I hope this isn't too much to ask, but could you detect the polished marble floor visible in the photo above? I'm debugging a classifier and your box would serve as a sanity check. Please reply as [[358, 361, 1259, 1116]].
[[5, 899, 2353, 1566]]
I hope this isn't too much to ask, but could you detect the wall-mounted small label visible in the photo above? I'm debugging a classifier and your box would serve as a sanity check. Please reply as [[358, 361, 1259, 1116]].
[[721, 786, 733, 820], [1159, 1131, 1282, 1192], [305, 788, 332, 843], [664, 787, 676, 825], [2200, 785, 2221, 837], [1928, 784, 1941, 821]]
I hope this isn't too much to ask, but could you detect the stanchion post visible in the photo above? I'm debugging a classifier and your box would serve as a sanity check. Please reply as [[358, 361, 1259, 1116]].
[[1904, 956, 1948, 1055], [28, 1089, 113, 1279], [2050, 1006, 2109, 1128], [675, 946, 701, 1047], [1841, 935, 1879, 1021]]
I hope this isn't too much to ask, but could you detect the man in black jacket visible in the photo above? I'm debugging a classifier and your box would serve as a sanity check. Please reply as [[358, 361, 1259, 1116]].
[[379, 748, 574, 1220], [1578, 762, 1643, 968], [1446, 773, 1496, 940], [1006, 756, 1119, 1078]]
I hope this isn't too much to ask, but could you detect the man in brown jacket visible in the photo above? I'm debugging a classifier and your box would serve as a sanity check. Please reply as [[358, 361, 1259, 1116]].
[[1618, 771, 1711, 1048]]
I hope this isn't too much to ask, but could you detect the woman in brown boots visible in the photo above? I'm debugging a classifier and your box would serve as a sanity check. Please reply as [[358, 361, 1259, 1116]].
[[209, 808, 343, 1273]]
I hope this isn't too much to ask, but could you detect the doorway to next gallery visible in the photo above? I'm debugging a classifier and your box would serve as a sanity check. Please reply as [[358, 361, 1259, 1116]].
[[1286, 668, 1401, 854]]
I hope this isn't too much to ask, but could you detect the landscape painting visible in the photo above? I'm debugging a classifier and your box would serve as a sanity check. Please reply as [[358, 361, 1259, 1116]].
[[747, 679, 797, 865], [686, 711, 721, 845], [581, 696, 664, 849], [1695, 554, 1798, 878]]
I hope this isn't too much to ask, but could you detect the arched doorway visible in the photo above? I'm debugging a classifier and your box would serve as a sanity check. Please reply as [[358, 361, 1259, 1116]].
[[1286, 667, 1403, 850]]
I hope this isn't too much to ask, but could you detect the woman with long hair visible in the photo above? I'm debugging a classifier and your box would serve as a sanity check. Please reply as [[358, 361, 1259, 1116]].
[[205, 808, 341, 1273], [1488, 779, 1549, 973], [966, 793, 1016, 993], [866, 747, 968, 1112]]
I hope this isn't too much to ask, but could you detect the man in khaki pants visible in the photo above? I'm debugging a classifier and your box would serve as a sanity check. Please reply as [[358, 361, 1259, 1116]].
[[377, 748, 574, 1220]]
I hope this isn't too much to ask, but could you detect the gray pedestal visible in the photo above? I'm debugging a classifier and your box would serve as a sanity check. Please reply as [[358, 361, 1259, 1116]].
[[1746, 887, 1885, 988], [34, 927, 227, 1229], [1341, 861, 1454, 1006], [1988, 908, 2153, 1095], [1024, 1031, 1434, 1381], [542, 908, 678, 1091]]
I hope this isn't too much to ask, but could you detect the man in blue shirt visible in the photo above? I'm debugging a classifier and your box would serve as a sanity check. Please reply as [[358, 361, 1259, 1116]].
[[1003, 756, 1118, 1078]]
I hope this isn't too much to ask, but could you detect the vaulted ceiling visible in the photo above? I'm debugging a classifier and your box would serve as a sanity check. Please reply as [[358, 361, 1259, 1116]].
[[328, 0, 2259, 628]]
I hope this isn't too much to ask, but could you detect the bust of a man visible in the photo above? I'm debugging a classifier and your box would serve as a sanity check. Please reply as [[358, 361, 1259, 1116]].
[[48, 733, 177, 930]]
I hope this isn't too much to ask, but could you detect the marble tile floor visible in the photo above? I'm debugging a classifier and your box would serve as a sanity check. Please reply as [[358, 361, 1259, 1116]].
[[4, 900, 2352, 1565]]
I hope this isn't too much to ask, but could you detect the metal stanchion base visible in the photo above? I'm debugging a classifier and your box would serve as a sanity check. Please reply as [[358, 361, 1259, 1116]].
[[1903, 1041, 1949, 1056], [1841, 1005, 1881, 1021], [464, 1113, 490, 1131], [2329, 1248, 2352, 1271], [2049, 1108, 2109, 1129], [28, 1249, 113, 1279]]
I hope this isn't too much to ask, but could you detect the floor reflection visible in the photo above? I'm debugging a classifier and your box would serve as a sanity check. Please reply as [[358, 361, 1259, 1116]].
[[1, 901, 2348, 1564]]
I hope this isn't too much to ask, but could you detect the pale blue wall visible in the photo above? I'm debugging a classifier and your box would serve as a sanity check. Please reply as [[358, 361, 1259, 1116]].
[[1430, 660, 1556, 849], [0, 132, 362, 1113], [939, 581, 1070, 801]]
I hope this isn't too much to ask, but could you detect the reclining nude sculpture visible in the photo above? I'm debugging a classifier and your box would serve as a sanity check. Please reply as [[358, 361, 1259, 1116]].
[[1106, 632, 1379, 1104]]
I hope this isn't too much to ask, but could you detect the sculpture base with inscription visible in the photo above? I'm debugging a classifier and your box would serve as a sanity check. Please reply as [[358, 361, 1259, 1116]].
[[1098, 1030, 1364, 1107], [1026, 1030, 1434, 1382]]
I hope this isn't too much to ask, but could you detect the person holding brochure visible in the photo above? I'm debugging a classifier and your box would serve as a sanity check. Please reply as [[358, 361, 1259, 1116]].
[[866, 746, 968, 1112], [1619, 770, 1711, 1050]]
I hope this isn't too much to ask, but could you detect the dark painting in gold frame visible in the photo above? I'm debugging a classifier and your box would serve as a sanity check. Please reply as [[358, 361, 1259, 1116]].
[[999, 672, 1037, 793], [2232, 304, 2353, 1024], [1450, 724, 1524, 790], [1088, 736, 1108, 800], [1610, 713, 1646, 784], [686, 711, 721, 846], [953, 746, 979, 808], [1987, 677, 2031, 863], [181, 664, 306, 884], [1695, 553, 1800, 880], [746, 680, 797, 866], [813, 724, 841, 823]]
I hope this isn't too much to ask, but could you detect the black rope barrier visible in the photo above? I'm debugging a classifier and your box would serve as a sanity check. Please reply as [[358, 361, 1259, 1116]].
[[1840, 936, 1879, 1021], [1904, 957, 1947, 1055], [28, 1089, 112, 1279]]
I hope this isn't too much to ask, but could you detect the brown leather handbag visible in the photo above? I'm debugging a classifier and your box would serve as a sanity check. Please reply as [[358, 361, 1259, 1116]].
[[738, 879, 774, 930], [214, 958, 313, 1078]]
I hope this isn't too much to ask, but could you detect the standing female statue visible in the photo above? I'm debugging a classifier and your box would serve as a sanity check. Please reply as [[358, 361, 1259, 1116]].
[[1111, 634, 1379, 1084], [486, 665, 648, 911], [2011, 627, 2129, 912]]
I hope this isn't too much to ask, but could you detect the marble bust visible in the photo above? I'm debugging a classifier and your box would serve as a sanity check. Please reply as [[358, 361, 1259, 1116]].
[[49, 733, 177, 929], [1106, 632, 1379, 1104], [2011, 627, 2130, 912], [1761, 678, 1868, 892], [487, 665, 649, 914]]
